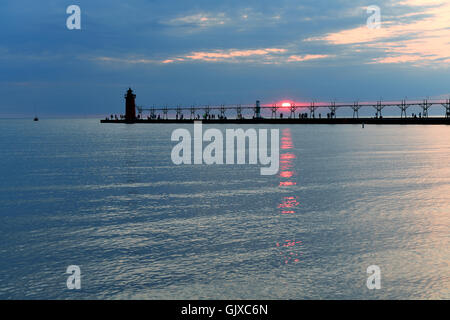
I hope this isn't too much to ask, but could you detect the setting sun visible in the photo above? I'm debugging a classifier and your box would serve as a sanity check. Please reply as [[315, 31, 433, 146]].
[[281, 102, 292, 107]]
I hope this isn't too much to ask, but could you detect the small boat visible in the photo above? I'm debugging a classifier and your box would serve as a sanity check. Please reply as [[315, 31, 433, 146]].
[[33, 104, 39, 121]]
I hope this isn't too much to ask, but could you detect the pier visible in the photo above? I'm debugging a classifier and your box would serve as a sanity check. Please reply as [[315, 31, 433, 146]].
[[101, 89, 450, 125]]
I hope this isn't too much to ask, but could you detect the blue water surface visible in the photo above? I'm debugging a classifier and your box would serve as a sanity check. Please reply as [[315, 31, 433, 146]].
[[0, 119, 449, 299]]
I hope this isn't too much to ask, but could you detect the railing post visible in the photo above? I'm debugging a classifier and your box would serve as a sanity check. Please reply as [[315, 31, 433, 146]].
[[374, 101, 383, 118], [328, 101, 337, 119], [421, 99, 431, 118], [289, 105, 297, 119], [352, 102, 360, 119], [443, 99, 450, 118], [399, 100, 408, 118], [150, 107, 156, 119], [309, 102, 315, 118], [236, 105, 242, 119], [204, 105, 210, 119], [271, 104, 278, 119]]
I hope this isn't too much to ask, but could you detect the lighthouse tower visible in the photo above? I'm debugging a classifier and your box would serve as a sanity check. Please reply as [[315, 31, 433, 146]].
[[125, 88, 136, 122], [255, 100, 261, 119]]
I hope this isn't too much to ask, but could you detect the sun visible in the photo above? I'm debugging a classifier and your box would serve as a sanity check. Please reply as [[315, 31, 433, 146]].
[[281, 102, 292, 108]]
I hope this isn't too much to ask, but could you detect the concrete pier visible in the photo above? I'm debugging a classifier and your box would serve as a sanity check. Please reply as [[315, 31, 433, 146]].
[[101, 117, 450, 125]]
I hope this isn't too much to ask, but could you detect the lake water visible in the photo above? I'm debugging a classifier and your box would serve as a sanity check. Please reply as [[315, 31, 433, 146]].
[[0, 119, 449, 299]]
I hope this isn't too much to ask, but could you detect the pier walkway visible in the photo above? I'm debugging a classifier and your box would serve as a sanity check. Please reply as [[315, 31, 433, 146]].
[[100, 89, 450, 125], [101, 117, 450, 125]]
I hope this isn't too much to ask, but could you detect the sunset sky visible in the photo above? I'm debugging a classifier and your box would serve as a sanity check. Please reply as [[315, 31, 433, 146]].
[[1, 0, 449, 116]]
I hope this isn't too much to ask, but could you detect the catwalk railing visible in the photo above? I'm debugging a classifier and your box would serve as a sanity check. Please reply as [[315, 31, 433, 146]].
[[131, 99, 450, 120]]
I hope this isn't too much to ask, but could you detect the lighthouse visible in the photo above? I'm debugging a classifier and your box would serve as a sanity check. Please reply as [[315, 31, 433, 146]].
[[125, 88, 136, 122]]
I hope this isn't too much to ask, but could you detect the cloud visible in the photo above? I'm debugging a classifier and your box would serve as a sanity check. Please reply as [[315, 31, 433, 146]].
[[369, 55, 422, 64], [94, 56, 158, 64], [94, 48, 333, 65], [163, 12, 230, 28], [166, 48, 332, 64], [182, 48, 286, 62], [93, 48, 287, 65], [306, 0, 450, 66], [287, 54, 331, 62]]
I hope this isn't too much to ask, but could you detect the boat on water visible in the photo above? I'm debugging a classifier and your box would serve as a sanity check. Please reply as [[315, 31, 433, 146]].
[[33, 117, 39, 121]]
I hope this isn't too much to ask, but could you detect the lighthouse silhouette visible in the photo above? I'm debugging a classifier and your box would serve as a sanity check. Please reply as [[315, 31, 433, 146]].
[[125, 88, 136, 122]]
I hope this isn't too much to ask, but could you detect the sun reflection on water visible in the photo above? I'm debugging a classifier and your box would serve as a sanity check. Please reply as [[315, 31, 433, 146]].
[[275, 128, 303, 264]]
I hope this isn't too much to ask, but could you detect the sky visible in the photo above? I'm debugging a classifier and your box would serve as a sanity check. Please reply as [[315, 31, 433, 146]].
[[0, 0, 449, 117]]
